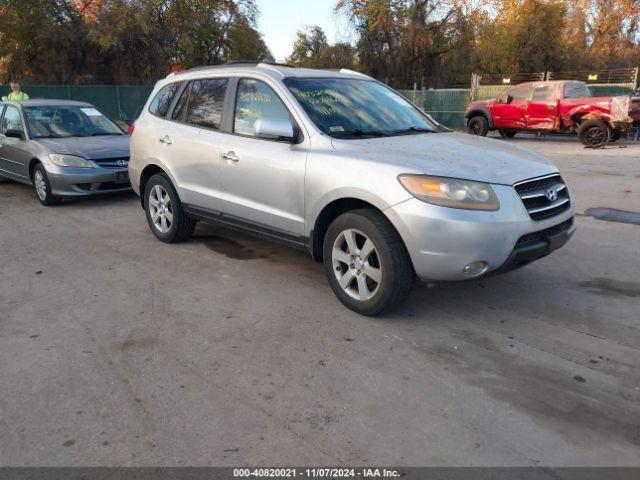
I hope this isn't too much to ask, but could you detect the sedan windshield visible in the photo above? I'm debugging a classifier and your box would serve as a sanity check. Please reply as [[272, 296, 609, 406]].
[[24, 106, 124, 139], [284, 77, 436, 139]]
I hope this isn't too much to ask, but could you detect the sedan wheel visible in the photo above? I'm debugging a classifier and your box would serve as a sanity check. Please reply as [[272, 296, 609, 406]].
[[332, 228, 382, 301], [34, 170, 47, 201], [32, 164, 61, 206]]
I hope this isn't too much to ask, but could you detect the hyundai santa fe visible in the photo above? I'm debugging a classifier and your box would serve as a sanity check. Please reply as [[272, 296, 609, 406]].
[[129, 62, 575, 315]]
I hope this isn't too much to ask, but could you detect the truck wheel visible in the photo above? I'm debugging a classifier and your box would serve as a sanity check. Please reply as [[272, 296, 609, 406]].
[[467, 116, 489, 136], [323, 209, 413, 316], [498, 129, 517, 138], [578, 120, 610, 148]]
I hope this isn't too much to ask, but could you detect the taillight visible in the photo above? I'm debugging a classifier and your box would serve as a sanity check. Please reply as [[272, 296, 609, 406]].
[[129, 122, 135, 136]]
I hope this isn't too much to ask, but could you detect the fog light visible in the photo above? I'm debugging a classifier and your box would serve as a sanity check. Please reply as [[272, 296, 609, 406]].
[[463, 261, 489, 277]]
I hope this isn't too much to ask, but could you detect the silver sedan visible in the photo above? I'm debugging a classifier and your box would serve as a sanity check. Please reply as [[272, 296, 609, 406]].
[[0, 99, 130, 205]]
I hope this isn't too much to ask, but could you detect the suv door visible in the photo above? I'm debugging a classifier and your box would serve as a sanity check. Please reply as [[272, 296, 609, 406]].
[[219, 78, 306, 238], [160, 78, 230, 213], [0, 105, 30, 181], [491, 85, 532, 129], [526, 84, 558, 130]]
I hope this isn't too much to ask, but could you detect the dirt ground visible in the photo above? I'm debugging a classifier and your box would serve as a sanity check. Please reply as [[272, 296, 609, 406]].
[[0, 136, 639, 466]]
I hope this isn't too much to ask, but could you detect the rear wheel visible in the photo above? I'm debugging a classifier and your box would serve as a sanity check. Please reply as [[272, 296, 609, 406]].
[[578, 120, 610, 148], [144, 173, 196, 243], [33, 164, 61, 206], [323, 209, 413, 316], [467, 115, 489, 136]]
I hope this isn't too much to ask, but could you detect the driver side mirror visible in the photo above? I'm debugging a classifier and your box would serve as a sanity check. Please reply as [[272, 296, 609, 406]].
[[4, 129, 25, 140], [253, 118, 295, 142]]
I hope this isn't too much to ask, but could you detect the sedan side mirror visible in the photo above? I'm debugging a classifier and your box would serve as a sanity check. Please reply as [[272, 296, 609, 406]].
[[253, 118, 295, 142], [4, 129, 25, 140]]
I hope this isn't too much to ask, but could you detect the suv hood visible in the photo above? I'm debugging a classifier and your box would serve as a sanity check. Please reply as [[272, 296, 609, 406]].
[[331, 132, 557, 185], [34, 135, 130, 160]]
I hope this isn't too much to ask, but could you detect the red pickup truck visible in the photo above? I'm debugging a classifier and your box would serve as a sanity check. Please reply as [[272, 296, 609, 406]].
[[465, 80, 640, 147]]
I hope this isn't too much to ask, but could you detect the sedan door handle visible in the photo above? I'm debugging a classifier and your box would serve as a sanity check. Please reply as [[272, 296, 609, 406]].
[[222, 151, 240, 162], [159, 135, 173, 145]]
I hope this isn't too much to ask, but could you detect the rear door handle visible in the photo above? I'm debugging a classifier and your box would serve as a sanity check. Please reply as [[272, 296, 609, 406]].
[[159, 135, 173, 144], [222, 151, 240, 162]]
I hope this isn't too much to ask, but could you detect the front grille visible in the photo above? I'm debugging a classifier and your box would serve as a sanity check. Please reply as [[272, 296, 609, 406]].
[[93, 157, 129, 169], [516, 218, 574, 246], [514, 174, 571, 221]]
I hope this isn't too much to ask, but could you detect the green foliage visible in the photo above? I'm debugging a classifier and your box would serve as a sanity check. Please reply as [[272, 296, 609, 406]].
[[286, 26, 356, 69], [0, 0, 273, 84]]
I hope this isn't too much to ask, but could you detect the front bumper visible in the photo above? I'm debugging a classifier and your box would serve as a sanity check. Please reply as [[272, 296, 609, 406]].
[[385, 184, 575, 282], [44, 164, 131, 196]]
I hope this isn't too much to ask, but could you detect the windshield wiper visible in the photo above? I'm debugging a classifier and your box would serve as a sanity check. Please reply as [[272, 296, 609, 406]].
[[389, 126, 433, 135], [90, 132, 123, 136], [335, 129, 392, 138]]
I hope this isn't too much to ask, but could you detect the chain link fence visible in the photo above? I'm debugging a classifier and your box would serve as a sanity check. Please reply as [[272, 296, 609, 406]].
[[1, 85, 154, 123]]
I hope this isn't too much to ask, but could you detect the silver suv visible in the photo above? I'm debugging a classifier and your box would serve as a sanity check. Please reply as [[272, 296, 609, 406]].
[[130, 63, 575, 315]]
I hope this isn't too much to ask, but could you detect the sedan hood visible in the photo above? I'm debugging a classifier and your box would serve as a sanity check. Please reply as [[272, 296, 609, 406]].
[[331, 132, 557, 185], [34, 135, 130, 160]]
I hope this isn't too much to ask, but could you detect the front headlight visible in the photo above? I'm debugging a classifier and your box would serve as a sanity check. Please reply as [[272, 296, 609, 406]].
[[49, 154, 95, 168], [398, 175, 500, 211]]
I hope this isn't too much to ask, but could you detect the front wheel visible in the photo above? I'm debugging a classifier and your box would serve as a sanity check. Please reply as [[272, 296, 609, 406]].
[[578, 120, 610, 148], [144, 173, 196, 243], [467, 116, 489, 136], [323, 209, 413, 316], [33, 164, 61, 206]]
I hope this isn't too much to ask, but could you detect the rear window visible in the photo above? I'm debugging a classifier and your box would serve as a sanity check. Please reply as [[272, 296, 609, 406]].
[[149, 82, 181, 118], [180, 78, 228, 130]]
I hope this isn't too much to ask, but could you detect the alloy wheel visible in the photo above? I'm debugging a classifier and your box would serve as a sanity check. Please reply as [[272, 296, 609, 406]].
[[34, 170, 47, 201], [148, 185, 173, 233], [332, 228, 382, 301], [585, 126, 607, 146]]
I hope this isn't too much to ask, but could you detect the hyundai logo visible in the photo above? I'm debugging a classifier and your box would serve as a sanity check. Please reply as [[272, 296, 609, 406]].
[[116, 159, 128, 167], [545, 188, 558, 202]]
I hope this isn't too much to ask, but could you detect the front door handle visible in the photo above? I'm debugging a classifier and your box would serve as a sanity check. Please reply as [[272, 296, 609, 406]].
[[222, 151, 240, 162], [159, 135, 173, 145]]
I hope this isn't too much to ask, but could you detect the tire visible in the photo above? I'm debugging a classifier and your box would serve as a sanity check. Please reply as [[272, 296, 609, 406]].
[[33, 164, 61, 206], [144, 173, 196, 243], [323, 209, 413, 316], [578, 120, 610, 148], [467, 115, 489, 136], [498, 129, 517, 138]]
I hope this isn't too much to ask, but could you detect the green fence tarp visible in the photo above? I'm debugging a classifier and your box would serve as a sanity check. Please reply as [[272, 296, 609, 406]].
[[1, 85, 154, 121]]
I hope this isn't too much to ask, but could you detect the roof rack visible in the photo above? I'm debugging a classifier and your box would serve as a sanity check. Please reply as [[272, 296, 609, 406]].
[[177, 61, 294, 75]]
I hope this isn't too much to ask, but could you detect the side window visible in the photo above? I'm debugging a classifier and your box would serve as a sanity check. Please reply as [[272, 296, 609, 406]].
[[532, 85, 554, 101], [148, 82, 181, 118], [564, 83, 591, 99], [183, 78, 228, 130], [1, 106, 24, 133], [234, 79, 291, 137], [171, 83, 191, 122], [507, 86, 532, 103]]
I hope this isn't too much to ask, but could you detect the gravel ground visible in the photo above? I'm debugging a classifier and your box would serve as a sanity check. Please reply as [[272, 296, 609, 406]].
[[0, 136, 639, 466]]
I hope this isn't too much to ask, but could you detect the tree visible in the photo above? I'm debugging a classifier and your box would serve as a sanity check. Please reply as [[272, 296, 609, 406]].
[[287, 25, 355, 69], [0, 0, 273, 84]]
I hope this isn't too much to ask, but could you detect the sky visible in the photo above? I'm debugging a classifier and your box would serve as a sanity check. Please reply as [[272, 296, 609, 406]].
[[254, 0, 354, 62]]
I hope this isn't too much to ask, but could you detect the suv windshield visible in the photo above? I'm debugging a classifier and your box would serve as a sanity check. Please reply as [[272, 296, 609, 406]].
[[23, 106, 124, 139], [284, 78, 436, 139]]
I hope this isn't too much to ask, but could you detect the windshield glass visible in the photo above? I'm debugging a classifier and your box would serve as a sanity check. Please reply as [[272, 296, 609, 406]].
[[24, 106, 124, 138], [284, 78, 436, 138]]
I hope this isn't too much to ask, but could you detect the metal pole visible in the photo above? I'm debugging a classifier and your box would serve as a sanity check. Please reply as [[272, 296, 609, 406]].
[[412, 82, 417, 104], [116, 86, 123, 120]]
